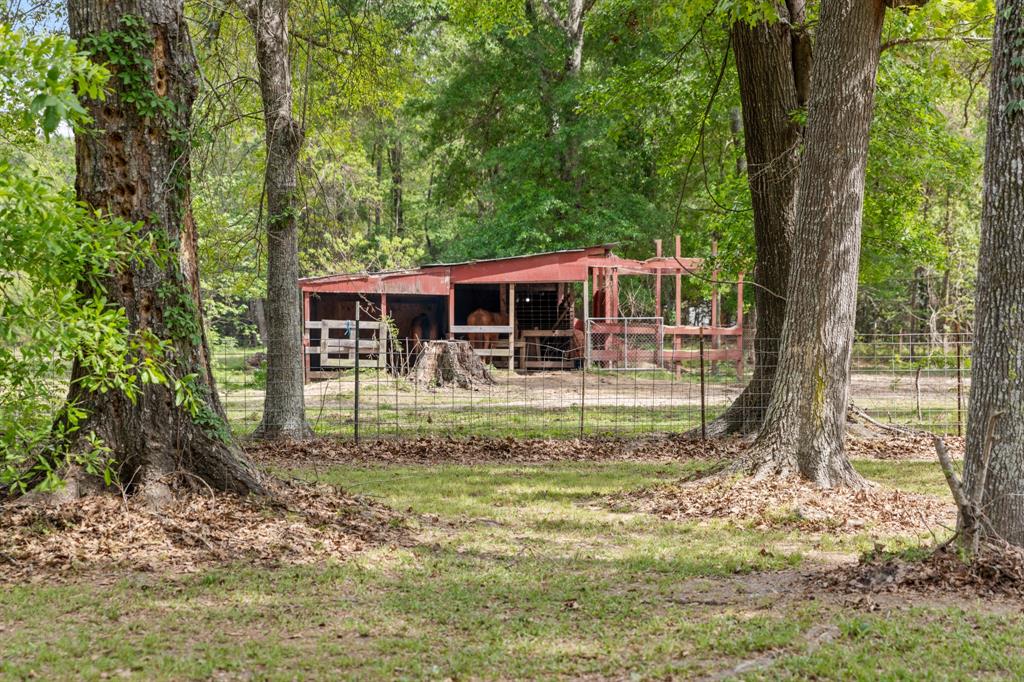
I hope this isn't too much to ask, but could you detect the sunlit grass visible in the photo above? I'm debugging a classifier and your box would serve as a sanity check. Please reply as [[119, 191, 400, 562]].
[[1, 458, 1019, 680]]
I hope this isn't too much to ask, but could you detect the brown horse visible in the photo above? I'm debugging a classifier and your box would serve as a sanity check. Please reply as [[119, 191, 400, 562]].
[[466, 308, 509, 360], [410, 312, 438, 353]]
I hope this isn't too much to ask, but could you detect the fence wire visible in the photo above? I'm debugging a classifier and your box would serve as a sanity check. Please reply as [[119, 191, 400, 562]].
[[213, 332, 972, 441]]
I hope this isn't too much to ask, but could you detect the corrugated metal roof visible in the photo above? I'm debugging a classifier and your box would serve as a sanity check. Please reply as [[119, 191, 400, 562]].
[[419, 243, 616, 269], [299, 244, 617, 284]]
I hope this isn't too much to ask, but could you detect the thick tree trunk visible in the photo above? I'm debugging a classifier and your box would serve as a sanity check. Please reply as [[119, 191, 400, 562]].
[[241, 0, 311, 439], [962, 1, 1024, 547], [738, 0, 889, 487], [67, 0, 263, 501], [702, 4, 806, 436]]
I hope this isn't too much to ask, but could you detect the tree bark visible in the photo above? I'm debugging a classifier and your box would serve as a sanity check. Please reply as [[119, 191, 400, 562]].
[[67, 0, 263, 501], [239, 0, 312, 439], [534, 0, 589, 199], [388, 137, 404, 236], [962, 1, 1024, 547], [701, 3, 806, 436], [738, 0, 889, 487]]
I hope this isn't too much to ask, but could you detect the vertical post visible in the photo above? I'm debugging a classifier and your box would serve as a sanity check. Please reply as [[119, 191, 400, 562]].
[[623, 317, 629, 369], [710, 240, 720, 373], [699, 327, 707, 441], [656, 317, 665, 369], [579, 340, 586, 439], [447, 289, 455, 340], [592, 268, 599, 312], [611, 268, 620, 318], [654, 239, 662, 318], [582, 274, 590, 367], [379, 293, 388, 370], [915, 366, 923, 424], [598, 266, 606, 317], [956, 335, 964, 437], [320, 319, 329, 372], [508, 283, 516, 373], [710, 240, 719, 329], [674, 235, 682, 377], [354, 303, 361, 444], [735, 272, 745, 379], [302, 291, 311, 383]]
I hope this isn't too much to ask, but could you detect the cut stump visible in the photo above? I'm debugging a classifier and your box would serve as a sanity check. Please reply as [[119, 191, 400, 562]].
[[411, 340, 495, 389]]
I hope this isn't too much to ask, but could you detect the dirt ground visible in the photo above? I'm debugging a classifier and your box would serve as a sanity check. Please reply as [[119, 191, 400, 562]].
[[221, 368, 969, 435]]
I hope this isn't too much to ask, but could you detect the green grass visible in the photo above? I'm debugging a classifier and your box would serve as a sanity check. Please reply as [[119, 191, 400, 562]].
[[2, 458, 1020, 680], [853, 459, 954, 497]]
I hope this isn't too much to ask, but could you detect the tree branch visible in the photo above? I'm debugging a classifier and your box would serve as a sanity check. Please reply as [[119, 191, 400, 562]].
[[538, 0, 570, 35]]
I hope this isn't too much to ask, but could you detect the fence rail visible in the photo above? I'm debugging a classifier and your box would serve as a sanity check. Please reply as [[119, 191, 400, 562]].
[[214, 333, 973, 441]]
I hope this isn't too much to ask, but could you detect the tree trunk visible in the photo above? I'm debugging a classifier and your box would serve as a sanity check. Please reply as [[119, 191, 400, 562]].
[[240, 0, 311, 439], [67, 0, 263, 501], [411, 341, 495, 390], [388, 137, 404, 236], [738, 0, 889, 487], [701, 3, 806, 436], [533, 0, 588, 199], [962, 1, 1024, 547], [250, 298, 268, 345]]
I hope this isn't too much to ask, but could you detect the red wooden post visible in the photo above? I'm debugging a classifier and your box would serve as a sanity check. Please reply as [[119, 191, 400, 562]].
[[603, 268, 611, 318], [654, 239, 662, 319], [611, 268, 619, 318], [674, 235, 682, 376], [711, 241, 720, 372], [710, 240, 719, 329]]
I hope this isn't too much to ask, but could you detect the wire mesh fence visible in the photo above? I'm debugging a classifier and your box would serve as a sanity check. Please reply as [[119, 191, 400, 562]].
[[214, 332, 972, 441]]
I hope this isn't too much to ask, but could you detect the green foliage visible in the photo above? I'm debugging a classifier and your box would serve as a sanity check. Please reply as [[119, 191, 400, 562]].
[[0, 28, 155, 492], [0, 25, 106, 139], [80, 14, 176, 120], [157, 278, 204, 347], [173, 373, 231, 442]]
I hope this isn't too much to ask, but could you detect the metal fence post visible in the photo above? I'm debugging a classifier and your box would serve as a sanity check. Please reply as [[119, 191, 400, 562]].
[[956, 334, 963, 437], [354, 303, 361, 444], [699, 327, 707, 441], [579, 350, 586, 439]]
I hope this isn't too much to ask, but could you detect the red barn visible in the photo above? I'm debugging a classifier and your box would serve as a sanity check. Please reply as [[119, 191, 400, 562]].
[[299, 241, 743, 379]]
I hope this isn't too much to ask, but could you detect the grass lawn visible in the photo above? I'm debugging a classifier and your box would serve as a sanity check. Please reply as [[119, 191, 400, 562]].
[[1, 458, 1021, 680]]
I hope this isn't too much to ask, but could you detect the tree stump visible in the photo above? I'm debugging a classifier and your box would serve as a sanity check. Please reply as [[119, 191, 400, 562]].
[[411, 341, 495, 389]]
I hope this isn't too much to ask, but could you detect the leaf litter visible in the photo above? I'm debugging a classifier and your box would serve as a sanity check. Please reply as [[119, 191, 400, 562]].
[[244, 434, 747, 468], [821, 540, 1024, 600], [0, 478, 406, 583], [610, 474, 955, 536]]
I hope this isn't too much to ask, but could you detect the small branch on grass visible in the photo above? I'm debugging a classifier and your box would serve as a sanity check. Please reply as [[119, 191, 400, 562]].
[[849, 402, 918, 435]]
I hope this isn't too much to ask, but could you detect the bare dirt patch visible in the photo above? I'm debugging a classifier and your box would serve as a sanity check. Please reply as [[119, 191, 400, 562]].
[[612, 475, 955, 536], [0, 479, 405, 584], [244, 434, 747, 468]]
